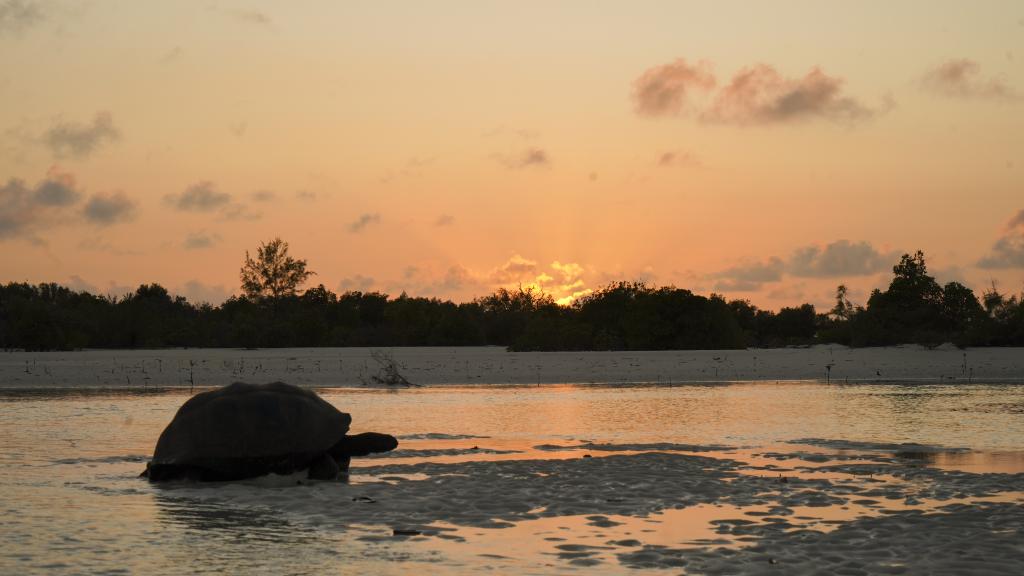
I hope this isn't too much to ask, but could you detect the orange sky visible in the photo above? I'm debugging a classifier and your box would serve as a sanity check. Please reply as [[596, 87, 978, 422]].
[[1, 1, 1022, 309]]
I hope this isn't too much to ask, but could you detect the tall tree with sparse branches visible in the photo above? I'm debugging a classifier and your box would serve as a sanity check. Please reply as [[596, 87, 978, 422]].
[[240, 238, 315, 301]]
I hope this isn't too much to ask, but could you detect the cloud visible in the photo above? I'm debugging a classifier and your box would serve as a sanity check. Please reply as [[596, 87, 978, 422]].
[[44, 112, 120, 159], [338, 274, 375, 292], [66, 275, 97, 293], [485, 256, 593, 304], [251, 190, 276, 202], [439, 265, 475, 291], [712, 257, 785, 292], [1009, 209, 1024, 231], [183, 230, 221, 250], [233, 10, 271, 25], [78, 236, 140, 256], [703, 65, 872, 125], [178, 280, 230, 305], [976, 209, 1024, 268], [657, 150, 700, 167], [0, 0, 43, 35], [165, 181, 231, 212], [83, 192, 136, 225], [788, 240, 895, 278], [632, 58, 716, 116], [766, 283, 806, 301], [0, 171, 84, 240], [711, 240, 898, 292], [32, 170, 80, 206], [497, 147, 550, 169], [435, 214, 455, 227], [978, 210, 1024, 268], [349, 212, 381, 233], [977, 236, 1024, 268], [922, 59, 1018, 100], [489, 254, 539, 283], [295, 190, 317, 201], [158, 46, 183, 65], [220, 203, 261, 221]]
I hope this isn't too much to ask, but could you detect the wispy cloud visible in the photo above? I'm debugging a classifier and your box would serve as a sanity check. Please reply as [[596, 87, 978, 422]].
[[703, 65, 873, 125], [435, 214, 455, 227], [44, 112, 120, 159], [165, 181, 231, 212], [183, 230, 221, 250], [232, 10, 271, 26], [922, 59, 1018, 100], [349, 212, 381, 233], [657, 150, 700, 168], [0, 0, 44, 36], [633, 59, 879, 125], [497, 147, 550, 169], [632, 58, 716, 116]]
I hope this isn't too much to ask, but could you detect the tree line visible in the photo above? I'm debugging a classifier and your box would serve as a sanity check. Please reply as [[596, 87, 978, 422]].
[[1, 241, 1022, 351]]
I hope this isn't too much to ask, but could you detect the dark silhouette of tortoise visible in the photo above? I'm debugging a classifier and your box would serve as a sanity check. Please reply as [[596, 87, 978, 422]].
[[143, 381, 397, 482]]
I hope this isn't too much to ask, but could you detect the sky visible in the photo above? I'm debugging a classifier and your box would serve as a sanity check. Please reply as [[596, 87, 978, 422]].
[[1, 0, 1022, 309]]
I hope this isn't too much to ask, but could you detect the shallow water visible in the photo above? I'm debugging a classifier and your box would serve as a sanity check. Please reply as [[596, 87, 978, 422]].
[[2, 350, 1023, 574]]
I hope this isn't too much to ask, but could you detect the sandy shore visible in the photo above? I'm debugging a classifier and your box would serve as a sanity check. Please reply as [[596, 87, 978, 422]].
[[2, 345, 1023, 388]]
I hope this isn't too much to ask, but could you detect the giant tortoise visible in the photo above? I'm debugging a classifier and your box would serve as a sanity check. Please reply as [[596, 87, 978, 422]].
[[143, 381, 397, 482]]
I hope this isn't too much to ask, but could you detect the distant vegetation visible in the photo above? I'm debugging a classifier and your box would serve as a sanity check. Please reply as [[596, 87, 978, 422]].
[[1, 241, 1022, 351]]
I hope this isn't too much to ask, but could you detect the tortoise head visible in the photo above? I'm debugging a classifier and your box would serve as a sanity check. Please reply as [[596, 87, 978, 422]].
[[329, 432, 398, 458]]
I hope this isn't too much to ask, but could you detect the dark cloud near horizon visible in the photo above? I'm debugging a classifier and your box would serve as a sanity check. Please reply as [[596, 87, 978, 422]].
[[977, 209, 1024, 269], [349, 212, 381, 232], [0, 0, 43, 35], [712, 257, 785, 292], [338, 274, 375, 292], [435, 214, 455, 227], [703, 65, 873, 125], [789, 240, 895, 278], [251, 190, 276, 202], [83, 192, 136, 225], [712, 240, 896, 292], [922, 59, 1018, 100], [178, 280, 230, 305], [165, 181, 231, 212], [632, 58, 716, 116], [44, 112, 120, 159]]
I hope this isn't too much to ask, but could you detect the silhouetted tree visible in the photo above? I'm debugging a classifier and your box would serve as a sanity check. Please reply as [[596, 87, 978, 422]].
[[240, 238, 315, 301]]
